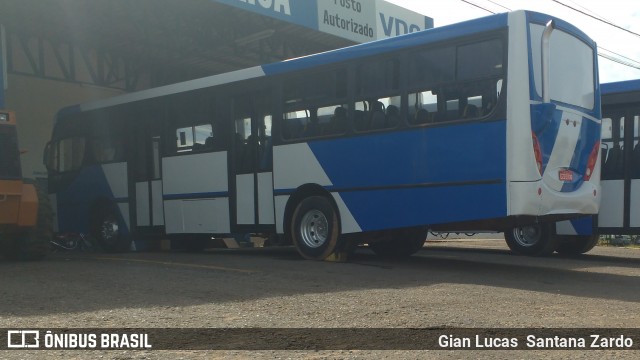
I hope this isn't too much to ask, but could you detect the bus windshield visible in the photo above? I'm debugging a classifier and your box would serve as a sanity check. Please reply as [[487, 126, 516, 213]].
[[529, 23, 595, 110]]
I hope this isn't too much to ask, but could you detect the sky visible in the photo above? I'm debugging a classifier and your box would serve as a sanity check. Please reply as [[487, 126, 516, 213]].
[[387, 0, 640, 84]]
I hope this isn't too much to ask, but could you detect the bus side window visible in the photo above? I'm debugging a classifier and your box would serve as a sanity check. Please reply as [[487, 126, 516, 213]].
[[462, 95, 482, 119], [302, 109, 321, 138], [409, 90, 438, 125], [359, 96, 401, 131], [354, 101, 368, 131], [175, 124, 213, 153], [285, 105, 347, 139], [92, 137, 124, 163], [282, 110, 307, 140], [602, 116, 624, 180], [259, 115, 273, 171], [235, 117, 251, 172], [326, 106, 347, 135]]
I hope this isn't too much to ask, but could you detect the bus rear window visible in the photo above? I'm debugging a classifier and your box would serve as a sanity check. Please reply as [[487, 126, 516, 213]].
[[529, 23, 595, 110]]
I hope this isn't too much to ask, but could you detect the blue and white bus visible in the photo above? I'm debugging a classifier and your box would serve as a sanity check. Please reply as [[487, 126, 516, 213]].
[[44, 10, 601, 260]]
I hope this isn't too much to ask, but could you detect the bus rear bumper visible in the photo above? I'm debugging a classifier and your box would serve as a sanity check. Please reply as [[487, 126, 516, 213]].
[[508, 179, 599, 217]]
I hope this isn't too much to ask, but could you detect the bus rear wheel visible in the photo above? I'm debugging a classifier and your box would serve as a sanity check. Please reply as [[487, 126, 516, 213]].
[[290, 196, 341, 261], [504, 223, 557, 256], [90, 205, 131, 253], [555, 235, 599, 256], [369, 227, 427, 258]]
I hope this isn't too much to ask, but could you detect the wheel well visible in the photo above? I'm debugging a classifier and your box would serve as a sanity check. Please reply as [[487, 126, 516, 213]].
[[283, 184, 340, 244], [88, 198, 117, 228]]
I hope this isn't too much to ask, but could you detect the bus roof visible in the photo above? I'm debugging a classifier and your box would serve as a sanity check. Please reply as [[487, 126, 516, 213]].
[[60, 9, 590, 116], [601, 79, 640, 95]]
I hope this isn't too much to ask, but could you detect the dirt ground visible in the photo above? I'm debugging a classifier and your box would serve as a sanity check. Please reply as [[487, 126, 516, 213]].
[[1, 237, 640, 359]]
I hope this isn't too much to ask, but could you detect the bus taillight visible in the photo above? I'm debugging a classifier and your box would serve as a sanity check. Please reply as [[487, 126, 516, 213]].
[[584, 140, 600, 181], [532, 131, 543, 175]]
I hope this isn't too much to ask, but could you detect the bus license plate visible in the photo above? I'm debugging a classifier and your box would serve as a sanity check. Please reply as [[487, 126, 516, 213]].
[[559, 169, 573, 182]]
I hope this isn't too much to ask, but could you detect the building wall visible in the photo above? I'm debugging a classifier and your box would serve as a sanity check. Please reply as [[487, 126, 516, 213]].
[[5, 74, 124, 179]]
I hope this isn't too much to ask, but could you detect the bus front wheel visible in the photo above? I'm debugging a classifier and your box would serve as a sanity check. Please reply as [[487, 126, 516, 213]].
[[90, 205, 131, 253], [290, 196, 341, 261], [555, 235, 599, 256], [504, 223, 557, 256]]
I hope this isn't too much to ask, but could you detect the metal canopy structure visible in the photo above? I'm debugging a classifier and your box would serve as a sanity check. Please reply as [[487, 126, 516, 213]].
[[0, 0, 356, 92]]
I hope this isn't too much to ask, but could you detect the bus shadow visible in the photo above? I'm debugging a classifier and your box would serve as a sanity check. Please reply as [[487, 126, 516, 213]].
[[423, 243, 640, 268], [1, 244, 640, 318]]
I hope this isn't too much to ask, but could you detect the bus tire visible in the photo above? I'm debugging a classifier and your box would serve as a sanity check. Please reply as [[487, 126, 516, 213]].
[[504, 223, 557, 256], [555, 235, 599, 256], [369, 227, 427, 258], [290, 196, 341, 260], [90, 204, 131, 253]]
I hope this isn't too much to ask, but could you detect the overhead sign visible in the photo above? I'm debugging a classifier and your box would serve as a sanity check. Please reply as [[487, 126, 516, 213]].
[[214, 0, 433, 43]]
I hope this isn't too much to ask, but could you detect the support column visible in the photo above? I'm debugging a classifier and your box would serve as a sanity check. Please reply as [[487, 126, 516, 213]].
[[1, 24, 6, 108]]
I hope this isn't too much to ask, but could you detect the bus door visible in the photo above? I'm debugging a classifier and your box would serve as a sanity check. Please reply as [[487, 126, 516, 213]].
[[131, 114, 164, 233], [599, 109, 640, 232], [230, 92, 275, 230]]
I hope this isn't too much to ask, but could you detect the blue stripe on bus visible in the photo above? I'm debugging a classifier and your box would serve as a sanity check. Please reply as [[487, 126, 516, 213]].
[[307, 120, 507, 189], [276, 180, 506, 232], [339, 182, 506, 232], [530, 103, 561, 175], [56, 165, 130, 236], [262, 13, 508, 76], [303, 120, 508, 230], [163, 192, 229, 200], [569, 216, 594, 236], [562, 117, 600, 192]]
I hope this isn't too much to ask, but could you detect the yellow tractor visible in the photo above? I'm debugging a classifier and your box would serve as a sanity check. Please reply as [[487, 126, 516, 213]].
[[0, 110, 51, 260]]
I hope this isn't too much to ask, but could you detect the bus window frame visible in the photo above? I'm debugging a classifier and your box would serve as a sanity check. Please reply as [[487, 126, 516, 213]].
[[281, 65, 350, 142], [406, 33, 507, 128], [164, 92, 221, 156]]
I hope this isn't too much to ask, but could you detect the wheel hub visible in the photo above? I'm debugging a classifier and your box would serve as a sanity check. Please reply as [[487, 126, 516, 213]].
[[513, 225, 541, 247], [299, 210, 328, 249], [101, 220, 119, 244]]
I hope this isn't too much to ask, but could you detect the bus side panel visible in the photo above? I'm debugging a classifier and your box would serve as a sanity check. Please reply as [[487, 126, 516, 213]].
[[274, 120, 507, 233], [55, 162, 130, 234], [162, 152, 230, 234], [630, 180, 640, 227], [599, 179, 624, 228], [506, 11, 538, 215], [337, 182, 506, 232]]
